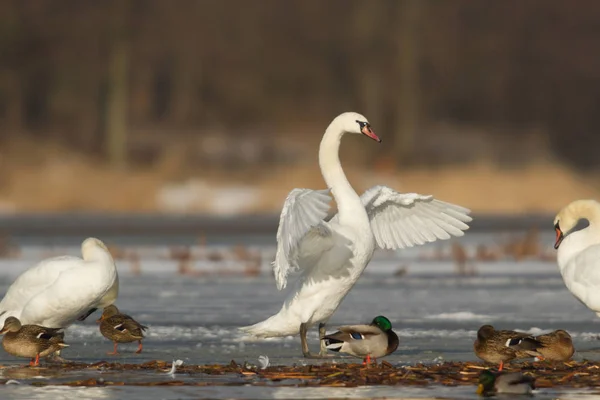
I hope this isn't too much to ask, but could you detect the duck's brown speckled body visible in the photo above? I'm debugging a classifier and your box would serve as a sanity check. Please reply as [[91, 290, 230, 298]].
[[0, 316, 68, 366], [474, 325, 542, 370], [535, 329, 574, 361], [97, 305, 148, 354]]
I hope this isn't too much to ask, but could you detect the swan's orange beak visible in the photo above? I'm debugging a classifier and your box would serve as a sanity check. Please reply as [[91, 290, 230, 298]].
[[554, 224, 564, 249], [362, 125, 381, 143]]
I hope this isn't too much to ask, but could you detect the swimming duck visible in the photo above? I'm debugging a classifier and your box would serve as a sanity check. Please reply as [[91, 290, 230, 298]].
[[321, 315, 399, 364], [477, 370, 535, 396], [474, 325, 542, 371], [0, 316, 68, 366], [534, 329, 574, 361], [97, 305, 148, 354]]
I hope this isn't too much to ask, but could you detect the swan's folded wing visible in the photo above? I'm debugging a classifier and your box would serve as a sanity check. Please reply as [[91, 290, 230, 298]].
[[273, 188, 333, 290], [0, 256, 83, 321], [19, 263, 110, 327], [360, 185, 472, 250]]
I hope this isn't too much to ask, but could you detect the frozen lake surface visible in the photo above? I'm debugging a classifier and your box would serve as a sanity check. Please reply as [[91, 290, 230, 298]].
[[1, 240, 600, 399]]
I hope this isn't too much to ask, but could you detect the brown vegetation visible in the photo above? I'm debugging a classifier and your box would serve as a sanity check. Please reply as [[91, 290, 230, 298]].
[[3, 360, 600, 390]]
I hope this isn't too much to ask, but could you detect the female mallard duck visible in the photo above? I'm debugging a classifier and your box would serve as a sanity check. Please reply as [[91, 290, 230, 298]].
[[97, 305, 148, 355], [321, 315, 399, 364], [474, 325, 542, 371], [0, 316, 68, 366], [534, 329, 574, 361], [477, 370, 535, 396]]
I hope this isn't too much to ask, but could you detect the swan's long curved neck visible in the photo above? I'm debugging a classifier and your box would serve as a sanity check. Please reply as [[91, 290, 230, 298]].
[[568, 201, 600, 237], [558, 201, 600, 267], [84, 251, 115, 265], [318, 122, 367, 226]]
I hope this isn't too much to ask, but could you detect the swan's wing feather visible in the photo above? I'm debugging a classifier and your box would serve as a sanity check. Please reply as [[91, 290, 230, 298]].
[[19, 263, 112, 327], [274, 188, 333, 290], [360, 185, 472, 250], [0, 256, 83, 321]]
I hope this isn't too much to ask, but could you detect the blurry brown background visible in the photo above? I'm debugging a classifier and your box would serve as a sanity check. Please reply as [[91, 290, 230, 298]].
[[1, 0, 599, 215]]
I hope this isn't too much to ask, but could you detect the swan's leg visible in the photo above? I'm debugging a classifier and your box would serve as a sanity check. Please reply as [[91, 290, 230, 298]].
[[300, 323, 311, 357], [77, 308, 98, 321], [301, 322, 333, 359], [135, 340, 143, 354], [107, 342, 119, 355], [318, 322, 328, 357]]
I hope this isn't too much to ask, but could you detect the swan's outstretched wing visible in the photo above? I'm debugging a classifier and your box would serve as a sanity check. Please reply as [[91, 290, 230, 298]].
[[360, 185, 472, 250], [274, 188, 334, 290]]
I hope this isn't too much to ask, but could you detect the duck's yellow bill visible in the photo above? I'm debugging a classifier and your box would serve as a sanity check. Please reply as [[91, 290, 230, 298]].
[[476, 384, 484, 395]]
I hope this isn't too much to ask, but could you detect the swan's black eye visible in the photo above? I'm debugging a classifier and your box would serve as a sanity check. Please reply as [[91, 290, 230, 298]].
[[356, 120, 369, 129]]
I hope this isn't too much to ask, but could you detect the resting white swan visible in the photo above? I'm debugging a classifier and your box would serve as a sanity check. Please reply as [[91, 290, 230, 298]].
[[0, 237, 119, 329], [241, 112, 472, 357], [554, 199, 600, 316]]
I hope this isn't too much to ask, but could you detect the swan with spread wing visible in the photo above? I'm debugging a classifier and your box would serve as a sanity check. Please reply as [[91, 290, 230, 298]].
[[240, 112, 472, 357]]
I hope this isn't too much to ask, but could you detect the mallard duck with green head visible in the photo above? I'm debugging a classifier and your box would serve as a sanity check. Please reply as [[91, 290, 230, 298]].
[[0, 316, 68, 366], [534, 329, 574, 361], [477, 370, 535, 396], [97, 305, 148, 354], [321, 315, 399, 364], [474, 325, 542, 371]]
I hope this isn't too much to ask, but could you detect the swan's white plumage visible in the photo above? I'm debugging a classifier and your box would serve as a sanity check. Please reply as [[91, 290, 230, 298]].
[[274, 188, 333, 290], [241, 112, 471, 339], [0, 256, 82, 319], [358, 185, 472, 250], [555, 199, 600, 316], [0, 238, 119, 328]]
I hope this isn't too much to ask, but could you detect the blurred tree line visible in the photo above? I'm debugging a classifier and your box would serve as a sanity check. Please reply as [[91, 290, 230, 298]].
[[0, 0, 599, 169]]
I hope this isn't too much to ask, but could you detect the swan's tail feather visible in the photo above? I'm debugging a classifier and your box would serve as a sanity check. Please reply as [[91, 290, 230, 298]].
[[239, 312, 299, 338]]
